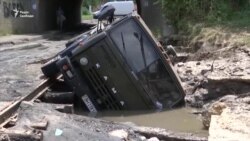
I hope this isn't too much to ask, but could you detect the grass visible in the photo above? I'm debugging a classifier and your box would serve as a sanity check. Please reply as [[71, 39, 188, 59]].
[[0, 31, 11, 36], [182, 9, 250, 47], [82, 14, 93, 20]]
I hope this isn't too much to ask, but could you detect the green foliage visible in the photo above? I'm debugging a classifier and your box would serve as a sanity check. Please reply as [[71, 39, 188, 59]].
[[82, 0, 101, 8], [82, 7, 90, 15], [160, 0, 250, 33]]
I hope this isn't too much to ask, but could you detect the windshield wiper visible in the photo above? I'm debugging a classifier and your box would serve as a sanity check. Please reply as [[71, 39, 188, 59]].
[[121, 32, 127, 59], [134, 32, 147, 72]]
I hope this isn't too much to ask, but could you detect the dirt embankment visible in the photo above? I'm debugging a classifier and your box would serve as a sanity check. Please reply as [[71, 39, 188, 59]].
[[173, 27, 250, 140]]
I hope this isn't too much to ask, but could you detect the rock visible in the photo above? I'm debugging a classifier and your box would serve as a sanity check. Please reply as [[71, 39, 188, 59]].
[[209, 108, 250, 141], [247, 70, 250, 75], [218, 95, 237, 103], [185, 95, 203, 108], [147, 137, 159, 141], [185, 87, 210, 108], [109, 129, 128, 140], [0, 129, 43, 141], [242, 97, 250, 104], [211, 102, 227, 114], [186, 69, 192, 74], [201, 69, 210, 75], [139, 136, 146, 141], [193, 76, 201, 82], [218, 66, 225, 70], [20, 101, 34, 109], [179, 75, 187, 82], [30, 119, 48, 130], [55, 104, 74, 114], [176, 68, 183, 74], [186, 81, 196, 86], [133, 127, 207, 141], [231, 72, 245, 76], [177, 62, 184, 67], [120, 122, 137, 127], [202, 102, 227, 129]]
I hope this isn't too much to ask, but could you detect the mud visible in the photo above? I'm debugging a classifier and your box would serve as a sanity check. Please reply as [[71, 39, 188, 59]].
[[0, 34, 72, 102], [174, 33, 250, 140], [176, 46, 250, 108], [92, 108, 207, 137], [0, 26, 249, 140], [4, 102, 207, 141]]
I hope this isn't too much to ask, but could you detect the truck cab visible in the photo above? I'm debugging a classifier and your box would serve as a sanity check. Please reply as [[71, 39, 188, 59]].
[[57, 14, 185, 112]]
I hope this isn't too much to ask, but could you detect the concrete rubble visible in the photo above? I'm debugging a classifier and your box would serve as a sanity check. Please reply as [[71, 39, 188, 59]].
[[175, 42, 250, 140]]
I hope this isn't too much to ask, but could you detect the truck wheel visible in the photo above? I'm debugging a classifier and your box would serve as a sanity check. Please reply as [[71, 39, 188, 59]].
[[41, 57, 60, 77]]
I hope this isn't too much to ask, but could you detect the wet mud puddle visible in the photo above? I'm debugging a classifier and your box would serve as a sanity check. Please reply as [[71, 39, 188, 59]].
[[81, 107, 208, 137]]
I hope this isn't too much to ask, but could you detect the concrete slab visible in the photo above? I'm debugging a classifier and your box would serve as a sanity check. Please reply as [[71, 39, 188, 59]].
[[209, 108, 250, 141]]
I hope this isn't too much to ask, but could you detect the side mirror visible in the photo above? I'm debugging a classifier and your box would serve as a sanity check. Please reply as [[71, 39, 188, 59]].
[[93, 5, 115, 21]]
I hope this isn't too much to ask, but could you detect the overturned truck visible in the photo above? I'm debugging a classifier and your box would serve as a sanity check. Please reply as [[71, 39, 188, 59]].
[[42, 14, 185, 112]]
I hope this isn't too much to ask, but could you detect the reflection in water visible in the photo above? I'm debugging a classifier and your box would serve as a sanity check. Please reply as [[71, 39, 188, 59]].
[[77, 107, 208, 137]]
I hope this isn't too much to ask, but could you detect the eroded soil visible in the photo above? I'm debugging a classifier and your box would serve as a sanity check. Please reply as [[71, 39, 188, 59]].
[[174, 27, 250, 140]]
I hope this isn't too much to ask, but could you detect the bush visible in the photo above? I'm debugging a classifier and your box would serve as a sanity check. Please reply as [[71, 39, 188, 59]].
[[160, 0, 250, 32], [82, 7, 90, 15]]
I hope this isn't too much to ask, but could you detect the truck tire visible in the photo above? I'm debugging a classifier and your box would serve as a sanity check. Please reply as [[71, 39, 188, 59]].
[[41, 57, 60, 77]]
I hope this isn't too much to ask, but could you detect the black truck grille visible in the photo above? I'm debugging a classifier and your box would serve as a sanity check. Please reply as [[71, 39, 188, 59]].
[[85, 66, 122, 110]]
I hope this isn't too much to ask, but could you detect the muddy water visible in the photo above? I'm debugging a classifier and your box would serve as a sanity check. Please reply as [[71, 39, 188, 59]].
[[85, 107, 208, 137]]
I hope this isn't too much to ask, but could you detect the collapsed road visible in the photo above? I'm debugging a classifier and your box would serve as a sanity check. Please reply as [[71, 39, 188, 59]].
[[47, 13, 186, 112], [0, 11, 249, 141], [0, 14, 209, 141]]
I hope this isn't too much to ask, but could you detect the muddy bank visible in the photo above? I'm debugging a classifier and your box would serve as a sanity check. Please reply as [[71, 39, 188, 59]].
[[0, 32, 208, 141], [207, 93, 250, 140], [176, 48, 250, 108], [172, 27, 250, 140], [1, 102, 207, 141]]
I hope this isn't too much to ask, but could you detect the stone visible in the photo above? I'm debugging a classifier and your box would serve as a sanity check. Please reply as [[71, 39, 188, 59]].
[[177, 62, 184, 67], [242, 97, 250, 104], [231, 72, 245, 76], [186, 69, 192, 74], [139, 136, 146, 141], [247, 70, 250, 75], [209, 108, 250, 141], [201, 69, 210, 75], [109, 129, 128, 140], [177, 68, 183, 74], [20, 101, 34, 109], [147, 137, 159, 141], [196, 62, 201, 65], [30, 120, 48, 130], [202, 102, 227, 129], [219, 66, 225, 70]]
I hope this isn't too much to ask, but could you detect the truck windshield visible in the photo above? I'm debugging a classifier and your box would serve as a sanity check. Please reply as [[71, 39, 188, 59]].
[[109, 19, 180, 107]]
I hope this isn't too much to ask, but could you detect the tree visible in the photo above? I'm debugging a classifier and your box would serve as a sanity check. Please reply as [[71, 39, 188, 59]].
[[82, 0, 101, 8]]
